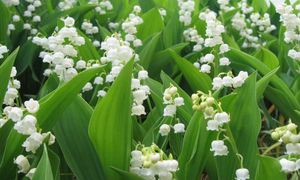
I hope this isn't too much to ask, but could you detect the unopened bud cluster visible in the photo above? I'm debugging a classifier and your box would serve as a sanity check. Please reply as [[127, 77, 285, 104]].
[[271, 121, 300, 173]]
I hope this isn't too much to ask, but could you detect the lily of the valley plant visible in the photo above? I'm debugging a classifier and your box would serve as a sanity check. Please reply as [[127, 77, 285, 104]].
[[0, 0, 300, 179]]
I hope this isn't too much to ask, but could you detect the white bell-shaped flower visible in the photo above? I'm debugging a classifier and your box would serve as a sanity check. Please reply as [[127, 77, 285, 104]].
[[24, 98, 40, 114], [14, 155, 30, 173], [235, 168, 250, 180], [210, 140, 229, 156], [14, 115, 37, 135], [279, 158, 296, 173]]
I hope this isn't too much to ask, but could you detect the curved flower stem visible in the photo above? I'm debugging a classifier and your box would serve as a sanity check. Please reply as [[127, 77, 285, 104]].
[[262, 142, 282, 155]]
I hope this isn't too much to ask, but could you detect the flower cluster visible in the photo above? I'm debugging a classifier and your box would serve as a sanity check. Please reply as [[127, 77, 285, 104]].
[[230, 0, 275, 48], [89, 0, 113, 15], [0, 44, 9, 59], [183, 27, 204, 52], [121, 5, 143, 47], [271, 121, 300, 173], [3, 66, 20, 106], [217, 0, 233, 12], [1, 68, 52, 179], [2, 0, 19, 7], [212, 71, 248, 90], [199, 9, 225, 47], [275, 2, 300, 62], [8, 0, 42, 35], [163, 85, 184, 117], [131, 70, 151, 116], [1, 97, 54, 178], [130, 144, 179, 180], [100, 34, 136, 82], [191, 91, 230, 130], [177, 0, 195, 26], [33, 17, 86, 81], [81, 20, 99, 35], [58, 0, 77, 10], [193, 45, 230, 74], [159, 122, 185, 136]]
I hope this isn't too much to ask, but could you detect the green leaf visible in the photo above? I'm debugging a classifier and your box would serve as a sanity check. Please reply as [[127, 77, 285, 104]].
[[168, 49, 212, 93], [0, 1, 10, 44], [32, 145, 54, 180], [0, 48, 19, 109], [15, 41, 39, 75], [162, 12, 182, 48], [77, 30, 100, 60], [252, 0, 268, 13], [54, 96, 105, 180], [256, 67, 279, 100], [139, 33, 161, 69], [137, 8, 164, 41], [255, 156, 286, 180], [254, 47, 279, 70], [37, 67, 104, 129], [177, 111, 215, 180], [89, 60, 134, 180]]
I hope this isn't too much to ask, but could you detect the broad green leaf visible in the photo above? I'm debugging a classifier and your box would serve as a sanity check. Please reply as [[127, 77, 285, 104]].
[[148, 43, 188, 79], [0, 1, 10, 44], [77, 30, 100, 60], [137, 8, 164, 41], [38, 75, 105, 180], [0, 48, 19, 109], [256, 67, 279, 100], [252, 0, 268, 13], [255, 156, 286, 180], [177, 111, 215, 180], [48, 149, 60, 180], [37, 67, 103, 129], [254, 47, 279, 70], [162, 12, 182, 48], [139, 33, 161, 69], [15, 41, 39, 75], [168, 49, 212, 93], [32, 145, 54, 180], [138, 0, 156, 12], [0, 67, 102, 178], [54, 96, 105, 180], [89, 60, 134, 180]]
